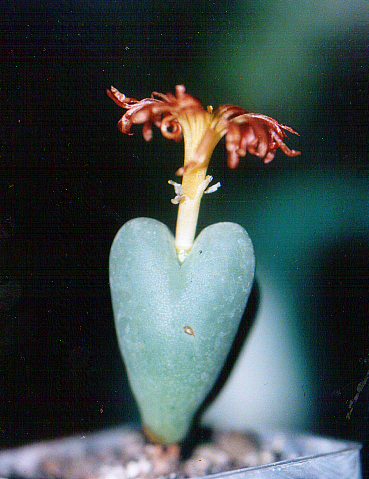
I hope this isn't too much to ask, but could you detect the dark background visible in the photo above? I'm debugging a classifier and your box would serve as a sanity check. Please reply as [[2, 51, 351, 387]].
[[0, 0, 368, 472]]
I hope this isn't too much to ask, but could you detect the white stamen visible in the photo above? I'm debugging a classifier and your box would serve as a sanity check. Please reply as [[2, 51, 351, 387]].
[[204, 182, 221, 194], [168, 180, 186, 204], [171, 194, 187, 205], [168, 180, 182, 195], [196, 176, 212, 198]]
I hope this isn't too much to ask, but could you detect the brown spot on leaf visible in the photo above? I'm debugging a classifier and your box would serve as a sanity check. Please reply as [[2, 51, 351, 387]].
[[184, 326, 195, 337]]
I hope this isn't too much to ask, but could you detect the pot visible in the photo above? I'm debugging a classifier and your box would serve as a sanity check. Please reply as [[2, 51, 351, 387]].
[[0, 426, 362, 479]]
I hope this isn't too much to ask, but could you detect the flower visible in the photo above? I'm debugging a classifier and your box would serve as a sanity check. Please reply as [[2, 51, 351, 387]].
[[106, 84, 301, 175], [107, 84, 301, 260]]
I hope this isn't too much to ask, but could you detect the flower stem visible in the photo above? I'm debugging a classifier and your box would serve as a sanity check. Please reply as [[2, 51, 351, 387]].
[[174, 167, 210, 263], [172, 113, 226, 263]]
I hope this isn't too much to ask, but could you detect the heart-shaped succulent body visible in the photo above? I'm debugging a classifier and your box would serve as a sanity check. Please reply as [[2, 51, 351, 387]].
[[110, 218, 255, 444]]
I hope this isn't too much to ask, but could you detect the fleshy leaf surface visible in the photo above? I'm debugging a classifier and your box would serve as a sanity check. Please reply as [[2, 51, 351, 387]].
[[110, 218, 255, 444]]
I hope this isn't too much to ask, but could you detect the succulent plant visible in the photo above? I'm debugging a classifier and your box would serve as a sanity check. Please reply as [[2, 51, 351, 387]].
[[107, 85, 300, 444]]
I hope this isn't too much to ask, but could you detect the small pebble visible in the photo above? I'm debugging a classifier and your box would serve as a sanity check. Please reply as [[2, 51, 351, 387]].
[[214, 431, 259, 461], [125, 458, 152, 478], [98, 464, 126, 479]]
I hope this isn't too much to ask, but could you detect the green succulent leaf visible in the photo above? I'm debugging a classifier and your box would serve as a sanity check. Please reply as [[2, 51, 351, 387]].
[[110, 218, 255, 444]]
